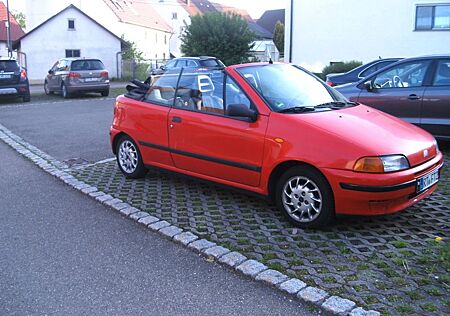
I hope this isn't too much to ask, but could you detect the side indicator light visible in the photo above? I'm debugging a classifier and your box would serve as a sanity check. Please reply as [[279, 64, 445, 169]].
[[274, 138, 284, 143]]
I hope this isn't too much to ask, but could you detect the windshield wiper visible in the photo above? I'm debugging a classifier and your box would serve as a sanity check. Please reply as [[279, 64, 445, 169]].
[[277, 106, 316, 113], [315, 101, 358, 109]]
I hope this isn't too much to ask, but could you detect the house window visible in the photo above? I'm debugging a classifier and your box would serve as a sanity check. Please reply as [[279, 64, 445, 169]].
[[164, 35, 167, 44], [68, 19, 75, 30], [416, 4, 450, 30], [155, 33, 158, 43], [172, 12, 178, 20], [66, 49, 81, 58]]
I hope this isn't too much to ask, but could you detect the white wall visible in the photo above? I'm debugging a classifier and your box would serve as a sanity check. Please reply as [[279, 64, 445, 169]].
[[151, 2, 191, 57], [285, 0, 450, 72], [19, 7, 121, 81], [25, 0, 171, 60]]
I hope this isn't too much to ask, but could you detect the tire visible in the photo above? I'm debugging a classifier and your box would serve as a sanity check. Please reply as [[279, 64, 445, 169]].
[[22, 94, 31, 102], [61, 83, 70, 99], [44, 81, 53, 95], [101, 89, 109, 97], [275, 165, 335, 228], [115, 135, 147, 179]]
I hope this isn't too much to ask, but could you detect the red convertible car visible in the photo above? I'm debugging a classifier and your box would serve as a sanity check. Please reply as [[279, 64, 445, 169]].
[[110, 63, 443, 228]]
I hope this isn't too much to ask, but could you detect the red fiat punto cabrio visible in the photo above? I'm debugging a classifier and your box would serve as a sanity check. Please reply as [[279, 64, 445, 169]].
[[110, 63, 443, 228]]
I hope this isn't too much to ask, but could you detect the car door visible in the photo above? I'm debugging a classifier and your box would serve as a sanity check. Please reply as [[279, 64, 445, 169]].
[[47, 61, 60, 90], [168, 71, 268, 187], [421, 59, 450, 139], [54, 59, 68, 89], [357, 59, 432, 125], [129, 72, 180, 167]]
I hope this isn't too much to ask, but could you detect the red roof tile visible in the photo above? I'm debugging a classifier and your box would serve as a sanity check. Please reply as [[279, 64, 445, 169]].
[[0, 2, 25, 41], [102, 0, 172, 33]]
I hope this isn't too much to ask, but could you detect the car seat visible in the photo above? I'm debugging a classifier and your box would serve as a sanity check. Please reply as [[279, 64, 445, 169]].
[[435, 63, 450, 86], [196, 75, 223, 113]]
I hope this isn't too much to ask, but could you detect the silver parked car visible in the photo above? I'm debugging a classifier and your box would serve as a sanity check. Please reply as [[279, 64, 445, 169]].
[[44, 58, 110, 98]]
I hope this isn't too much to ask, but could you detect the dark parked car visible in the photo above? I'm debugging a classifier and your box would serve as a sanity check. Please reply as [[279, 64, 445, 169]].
[[0, 58, 30, 102], [44, 58, 110, 98], [336, 55, 450, 140], [148, 56, 225, 76], [326, 58, 401, 86]]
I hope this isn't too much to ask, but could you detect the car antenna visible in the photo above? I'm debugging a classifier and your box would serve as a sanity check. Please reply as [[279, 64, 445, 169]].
[[269, 58, 273, 64]]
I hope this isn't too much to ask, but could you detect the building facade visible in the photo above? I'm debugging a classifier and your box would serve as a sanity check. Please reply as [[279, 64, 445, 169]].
[[24, 0, 171, 61], [285, 0, 450, 72], [14, 5, 123, 82]]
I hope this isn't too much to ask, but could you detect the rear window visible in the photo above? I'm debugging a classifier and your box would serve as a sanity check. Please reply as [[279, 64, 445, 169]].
[[0, 60, 19, 72], [71, 60, 105, 71], [199, 59, 223, 67]]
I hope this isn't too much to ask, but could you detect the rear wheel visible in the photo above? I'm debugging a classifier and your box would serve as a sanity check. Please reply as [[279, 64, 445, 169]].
[[101, 89, 109, 97], [116, 135, 146, 179], [61, 83, 70, 99], [44, 81, 53, 95], [275, 166, 335, 228]]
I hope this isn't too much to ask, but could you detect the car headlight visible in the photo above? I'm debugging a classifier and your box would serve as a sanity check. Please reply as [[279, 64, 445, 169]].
[[354, 155, 410, 173], [433, 139, 439, 153]]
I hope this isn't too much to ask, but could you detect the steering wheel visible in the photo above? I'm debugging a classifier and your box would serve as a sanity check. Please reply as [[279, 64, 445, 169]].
[[392, 75, 404, 88]]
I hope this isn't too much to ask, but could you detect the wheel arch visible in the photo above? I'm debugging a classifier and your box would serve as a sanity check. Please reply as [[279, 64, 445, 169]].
[[267, 160, 332, 202], [112, 131, 130, 155]]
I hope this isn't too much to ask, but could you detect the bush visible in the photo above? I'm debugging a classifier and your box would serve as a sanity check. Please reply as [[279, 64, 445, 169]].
[[322, 60, 362, 78]]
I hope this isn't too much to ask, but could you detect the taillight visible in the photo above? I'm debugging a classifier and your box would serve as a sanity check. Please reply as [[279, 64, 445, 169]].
[[20, 69, 27, 80], [68, 72, 81, 78], [101, 71, 109, 78], [326, 81, 335, 87]]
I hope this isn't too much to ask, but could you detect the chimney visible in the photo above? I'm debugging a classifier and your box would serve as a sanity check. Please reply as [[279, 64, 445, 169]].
[[187, 0, 191, 6]]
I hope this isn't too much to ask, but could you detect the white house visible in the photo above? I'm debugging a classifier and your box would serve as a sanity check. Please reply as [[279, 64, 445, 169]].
[[14, 5, 125, 82], [285, 0, 450, 72], [151, 0, 192, 58], [24, 0, 172, 61]]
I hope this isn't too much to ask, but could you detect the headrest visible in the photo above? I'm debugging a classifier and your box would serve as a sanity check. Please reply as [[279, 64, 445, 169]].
[[438, 63, 450, 78]]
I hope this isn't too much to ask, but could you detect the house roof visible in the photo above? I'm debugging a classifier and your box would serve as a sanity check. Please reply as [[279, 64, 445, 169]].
[[256, 9, 285, 34], [0, 2, 25, 42], [211, 2, 252, 21], [248, 21, 273, 39], [13, 4, 127, 49], [102, 0, 172, 33]]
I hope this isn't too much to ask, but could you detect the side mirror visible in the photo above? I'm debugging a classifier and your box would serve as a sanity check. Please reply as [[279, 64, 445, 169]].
[[227, 104, 257, 122], [364, 80, 373, 91], [48, 69, 54, 74], [160, 65, 166, 70]]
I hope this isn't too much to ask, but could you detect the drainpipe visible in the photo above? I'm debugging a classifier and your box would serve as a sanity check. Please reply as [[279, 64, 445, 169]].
[[6, 0, 12, 57], [289, 0, 294, 63], [116, 51, 122, 79]]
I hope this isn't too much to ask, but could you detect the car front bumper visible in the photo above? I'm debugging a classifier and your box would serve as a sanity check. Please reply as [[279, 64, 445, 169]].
[[322, 151, 444, 216]]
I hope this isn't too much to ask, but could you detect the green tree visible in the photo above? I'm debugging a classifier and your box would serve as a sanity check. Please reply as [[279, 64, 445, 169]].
[[273, 21, 284, 54], [121, 35, 144, 61], [12, 11, 26, 29], [181, 12, 255, 65]]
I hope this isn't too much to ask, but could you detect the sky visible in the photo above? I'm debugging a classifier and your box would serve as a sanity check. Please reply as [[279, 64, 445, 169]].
[[5, 0, 286, 20]]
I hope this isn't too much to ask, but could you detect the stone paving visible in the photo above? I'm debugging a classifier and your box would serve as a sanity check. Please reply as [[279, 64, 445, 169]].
[[70, 146, 450, 315]]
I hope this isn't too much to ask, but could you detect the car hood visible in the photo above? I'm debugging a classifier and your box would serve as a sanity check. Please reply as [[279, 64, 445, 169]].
[[283, 105, 437, 168]]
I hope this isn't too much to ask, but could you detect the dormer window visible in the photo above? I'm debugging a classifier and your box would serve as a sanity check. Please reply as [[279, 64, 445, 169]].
[[68, 19, 75, 30]]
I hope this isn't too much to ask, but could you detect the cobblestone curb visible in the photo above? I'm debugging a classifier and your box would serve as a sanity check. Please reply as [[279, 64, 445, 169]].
[[0, 124, 380, 316]]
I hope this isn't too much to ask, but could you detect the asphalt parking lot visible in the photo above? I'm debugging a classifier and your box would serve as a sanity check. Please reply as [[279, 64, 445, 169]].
[[1, 96, 449, 315]]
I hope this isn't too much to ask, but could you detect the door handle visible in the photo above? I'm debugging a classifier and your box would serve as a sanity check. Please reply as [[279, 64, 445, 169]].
[[408, 94, 421, 100], [172, 116, 182, 123]]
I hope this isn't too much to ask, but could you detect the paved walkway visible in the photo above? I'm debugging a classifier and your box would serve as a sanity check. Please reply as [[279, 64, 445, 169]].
[[0, 140, 316, 315]]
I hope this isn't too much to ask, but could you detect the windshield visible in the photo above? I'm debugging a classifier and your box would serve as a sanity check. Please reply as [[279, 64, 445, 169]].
[[237, 64, 346, 111], [0, 60, 20, 72]]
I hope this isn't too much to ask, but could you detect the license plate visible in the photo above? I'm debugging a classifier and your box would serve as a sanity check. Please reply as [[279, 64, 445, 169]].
[[85, 77, 99, 82], [0, 74, 11, 79], [416, 169, 439, 193]]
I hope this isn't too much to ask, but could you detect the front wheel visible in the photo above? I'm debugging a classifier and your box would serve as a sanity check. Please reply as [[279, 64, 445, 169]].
[[116, 135, 147, 179], [101, 89, 109, 97], [275, 166, 335, 228], [44, 81, 53, 95]]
